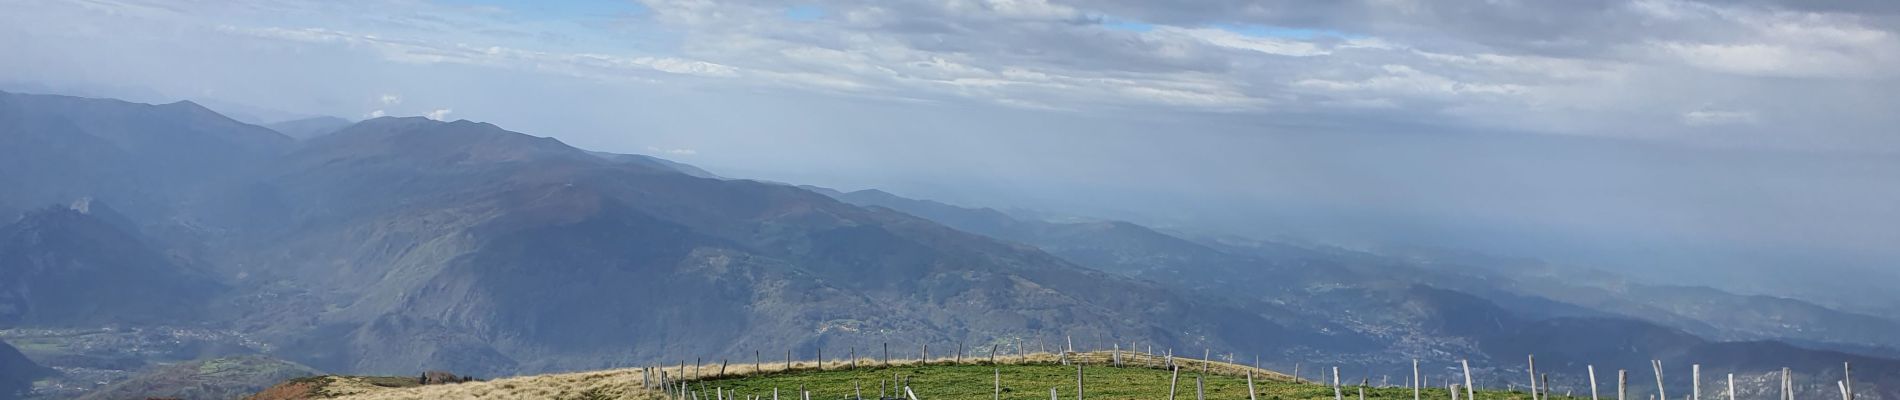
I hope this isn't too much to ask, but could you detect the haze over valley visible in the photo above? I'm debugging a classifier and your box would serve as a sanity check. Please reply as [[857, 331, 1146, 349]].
[[2, 1, 1898, 399]]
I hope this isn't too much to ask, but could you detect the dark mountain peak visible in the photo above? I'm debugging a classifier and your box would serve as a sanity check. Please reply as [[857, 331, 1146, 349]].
[[847, 188, 898, 198], [0, 90, 292, 154], [63, 197, 139, 235], [13, 203, 123, 234], [66, 196, 128, 218], [157, 98, 210, 112], [0, 202, 221, 327], [0, 340, 50, 400], [300, 116, 593, 168]]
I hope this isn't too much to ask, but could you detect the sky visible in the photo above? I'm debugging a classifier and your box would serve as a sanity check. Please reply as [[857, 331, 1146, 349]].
[[3, 0, 1899, 303]]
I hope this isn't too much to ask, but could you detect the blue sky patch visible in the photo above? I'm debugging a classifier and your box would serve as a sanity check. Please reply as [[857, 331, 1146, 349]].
[[784, 5, 826, 21], [432, 0, 647, 18]]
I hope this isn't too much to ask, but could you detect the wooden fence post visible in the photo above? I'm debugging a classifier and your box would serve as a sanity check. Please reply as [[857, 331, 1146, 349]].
[[1618, 370, 1627, 400], [1414, 359, 1422, 400], [1463, 359, 1475, 400], [1726, 374, 1734, 400], [1693, 364, 1701, 400], [1590, 365, 1600, 400], [1197, 375, 1205, 400], [1077, 362, 1085, 400], [995, 368, 1002, 400], [1248, 370, 1258, 400], [1653, 360, 1667, 400], [1169, 365, 1180, 400], [1528, 355, 1539, 400], [1844, 362, 1854, 400], [1782, 367, 1792, 400]]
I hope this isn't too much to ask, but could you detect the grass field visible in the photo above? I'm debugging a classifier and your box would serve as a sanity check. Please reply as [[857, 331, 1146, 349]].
[[323, 352, 1573, 400], [689, 363, 1563, 400]]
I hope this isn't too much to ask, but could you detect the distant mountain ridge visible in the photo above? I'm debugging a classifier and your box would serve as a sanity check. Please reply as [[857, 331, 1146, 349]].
[[2, 92, 1897, 399], [16, 112, 1295, 378], [0, 90, 293, 222], [821, 187, 1900, 396], [589, 150, 721, 179]]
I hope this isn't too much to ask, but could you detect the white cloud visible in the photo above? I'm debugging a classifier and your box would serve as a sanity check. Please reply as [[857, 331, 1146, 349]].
[[1159, 27, 1331, 57], [425, 108, 453, 121], [11, 0, 1900, 151], [366, 109, 387, 118], [1681, 109, 1758, 126]]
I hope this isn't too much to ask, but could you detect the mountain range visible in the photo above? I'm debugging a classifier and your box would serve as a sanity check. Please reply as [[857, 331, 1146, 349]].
[[0, 90, 1895, 399]]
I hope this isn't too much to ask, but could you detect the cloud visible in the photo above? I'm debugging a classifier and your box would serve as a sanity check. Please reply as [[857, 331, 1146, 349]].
[[1681, 109, 1758, 126], [0, 1, 1870, 126], [366, 109, 387, 118], [9, 0, 1900, 151], [425, 108, 453, 121]]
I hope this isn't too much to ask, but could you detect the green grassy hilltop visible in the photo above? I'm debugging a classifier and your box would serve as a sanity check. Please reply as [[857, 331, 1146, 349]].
[[695, 363, 1460, 400], [274, 353, 1574, 400]]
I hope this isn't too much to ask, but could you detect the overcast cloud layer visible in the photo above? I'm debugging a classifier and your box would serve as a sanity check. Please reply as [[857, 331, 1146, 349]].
[[3, 0, 1898, 305]]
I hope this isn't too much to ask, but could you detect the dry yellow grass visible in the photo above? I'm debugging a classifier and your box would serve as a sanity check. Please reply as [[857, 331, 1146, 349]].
[[327, 351, 1292, 400]]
